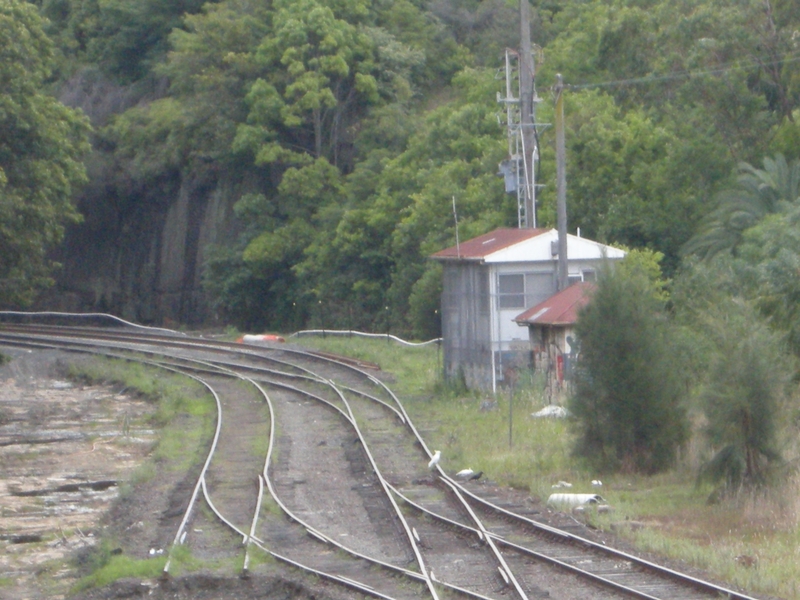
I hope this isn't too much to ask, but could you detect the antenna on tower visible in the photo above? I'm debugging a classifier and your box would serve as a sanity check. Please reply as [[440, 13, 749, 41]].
[[496, 2, 548, 229]]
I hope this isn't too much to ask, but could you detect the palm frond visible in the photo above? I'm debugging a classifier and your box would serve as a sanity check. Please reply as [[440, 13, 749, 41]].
[[683, 154, 800, 260]]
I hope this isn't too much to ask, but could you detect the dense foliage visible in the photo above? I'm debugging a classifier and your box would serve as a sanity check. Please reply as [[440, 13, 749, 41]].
[[8, 0, 799, 335], [0, 0, 91, 306], [697, 303, 788, 492]]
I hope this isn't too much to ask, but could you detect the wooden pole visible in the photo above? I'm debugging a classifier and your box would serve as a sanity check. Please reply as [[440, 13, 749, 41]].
[[555, 74, 568, 291]]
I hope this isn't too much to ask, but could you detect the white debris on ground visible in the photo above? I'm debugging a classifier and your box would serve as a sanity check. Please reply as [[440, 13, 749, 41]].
[[546, 493, 607, 509], [531, 405, 569, 418]]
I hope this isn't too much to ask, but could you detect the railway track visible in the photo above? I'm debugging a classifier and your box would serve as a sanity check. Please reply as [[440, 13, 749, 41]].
[[0, 318, 767, 600]]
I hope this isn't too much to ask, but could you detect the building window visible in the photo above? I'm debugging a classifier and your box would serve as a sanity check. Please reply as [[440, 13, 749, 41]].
[[479, 270, 490, 314], [568, 269, 597, 285], [499, 274, 525, 308]]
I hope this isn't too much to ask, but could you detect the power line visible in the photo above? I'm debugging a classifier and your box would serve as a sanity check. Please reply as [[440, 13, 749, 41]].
[[569, 50, 800, 91]]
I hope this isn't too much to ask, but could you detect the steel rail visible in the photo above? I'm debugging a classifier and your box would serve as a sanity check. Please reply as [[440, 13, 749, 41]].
[[157, 364, 223, 577], [169, 356, 450, 598], [279, 347, 765, 600], [254, 378, 429, 581], [279, 353, 529, 598], [0, 310, 186, 336], [96, 351, 503, 599], [0, 325, 765, 600], [183, 361, 431, 585], [438, 476, 528, 599], [0, 333, 425, 598], [146, 342, 738, 600], [324, 378, 442, 599], [386, 480, 664, 600], [242, 474, 265, 576], [131, 357, 433, 599], [0, 321, 388, 373], [409, 477, 665, 600], [441, 475, 762, 600], [0, 323, 350, 375], [246, 369, 501, 600], [201, 454, 412, 600], [0, 326, 418, 582]]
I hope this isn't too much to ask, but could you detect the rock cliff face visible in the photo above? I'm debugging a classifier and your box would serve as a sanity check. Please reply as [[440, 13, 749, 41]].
[[43, 170, 238, 326], [38, 70, 240, 326]]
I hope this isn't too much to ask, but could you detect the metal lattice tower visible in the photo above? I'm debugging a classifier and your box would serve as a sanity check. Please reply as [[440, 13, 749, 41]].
[[496, 48, 548, 229]]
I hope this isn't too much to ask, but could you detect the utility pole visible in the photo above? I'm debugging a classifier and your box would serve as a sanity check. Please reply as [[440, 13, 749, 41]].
[[554, 74, 568, 291], [519, 0, 536, 228]]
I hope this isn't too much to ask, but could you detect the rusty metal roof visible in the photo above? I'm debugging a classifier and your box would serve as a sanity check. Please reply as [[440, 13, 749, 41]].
[[514, 281, 596, 326], [430, 227, 550, 261]]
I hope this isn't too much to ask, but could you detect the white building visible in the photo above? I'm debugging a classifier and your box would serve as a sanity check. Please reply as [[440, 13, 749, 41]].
[[430, 227, 625, 392]]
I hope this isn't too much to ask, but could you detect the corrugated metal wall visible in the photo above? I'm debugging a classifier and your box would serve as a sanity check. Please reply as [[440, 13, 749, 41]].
[[441, 263, 493, 389], [441, 263, 542, 391]]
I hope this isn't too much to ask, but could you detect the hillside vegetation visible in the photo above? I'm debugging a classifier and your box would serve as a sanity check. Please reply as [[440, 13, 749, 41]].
[[2, 0, 798, 335]]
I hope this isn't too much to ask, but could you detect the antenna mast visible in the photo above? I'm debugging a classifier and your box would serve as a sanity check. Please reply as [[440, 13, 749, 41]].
[[497, 2, 546, 229], [519, 0, 536, 228]]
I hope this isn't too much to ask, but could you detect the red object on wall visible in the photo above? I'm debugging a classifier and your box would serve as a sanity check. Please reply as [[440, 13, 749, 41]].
[[556, 354, 564, 382]]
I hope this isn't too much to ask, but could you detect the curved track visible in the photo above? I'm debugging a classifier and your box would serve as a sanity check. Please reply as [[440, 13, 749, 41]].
[[0, 320, 765, 600]]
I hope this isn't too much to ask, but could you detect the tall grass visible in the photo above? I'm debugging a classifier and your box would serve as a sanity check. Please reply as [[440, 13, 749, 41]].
[[294, 335, 800, 599], [71, 541, 166, 593], [298, 336, 586, 489], [291, 334, 442, 397]]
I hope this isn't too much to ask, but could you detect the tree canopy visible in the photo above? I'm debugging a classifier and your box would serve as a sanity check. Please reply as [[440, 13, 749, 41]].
[[10, 0, 800, 339], [0, 0, 91, 306]]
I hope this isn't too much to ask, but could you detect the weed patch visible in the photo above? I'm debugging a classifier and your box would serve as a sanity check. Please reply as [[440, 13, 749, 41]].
[[293, 335, 442, 397], [291, 336, 800, 599], [72, 541, 165, 593]]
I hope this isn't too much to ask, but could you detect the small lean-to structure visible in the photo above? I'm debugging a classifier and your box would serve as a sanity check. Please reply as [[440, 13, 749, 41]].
[[514, 281, 595, 402], [430, 228, 624, 392]]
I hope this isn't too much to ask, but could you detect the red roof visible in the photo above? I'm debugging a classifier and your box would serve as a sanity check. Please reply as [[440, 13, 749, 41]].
[[430, 227, 550, 261], [514, 282, 596, 326]]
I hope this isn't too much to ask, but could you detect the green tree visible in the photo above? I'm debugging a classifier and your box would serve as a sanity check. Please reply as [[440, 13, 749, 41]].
[[732, 206, 800, 354], [542, 89, 727, 273], [239, 0, 379, 163], [295, 67, 511, 337], [88, 0, 208, 82], [683, 154, 800, 260], [671, 249, 794, 494], [569, 254, 688, 474], [696, 300, 790, 494], [0, 0, 91, 306]]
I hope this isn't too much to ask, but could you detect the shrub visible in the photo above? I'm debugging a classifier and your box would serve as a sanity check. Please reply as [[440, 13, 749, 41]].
[[697, 303, 790, 494], [569, 260, 688, 474]]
